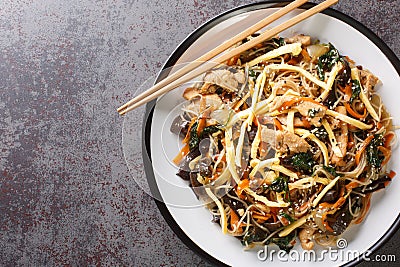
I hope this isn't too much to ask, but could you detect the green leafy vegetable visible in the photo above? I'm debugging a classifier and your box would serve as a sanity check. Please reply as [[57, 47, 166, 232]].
[[201, 125, 221, 137], [350, 79, 362, 103], [272, 37, 286, 47], [249, 69, 256, 77], [270, 176, 290, 202], [316, 43, 340, 80], [270, 176, 289, 193], [269, 231, 296, 253], [188, 122, 199, 151], [279, 212, 295, 223], [188, 122, 221, 151], [367, 134, 384, 169], [241, 227, 267, 246], [323, 165, 338, 177], [291, 152, 316, 173]]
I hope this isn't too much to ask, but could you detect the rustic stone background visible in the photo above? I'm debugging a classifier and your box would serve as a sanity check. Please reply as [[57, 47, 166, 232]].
[[0, 0, 399, 266]]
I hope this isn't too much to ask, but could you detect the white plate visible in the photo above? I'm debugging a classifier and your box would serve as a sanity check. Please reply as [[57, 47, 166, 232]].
[[141, 2, 400, 266]]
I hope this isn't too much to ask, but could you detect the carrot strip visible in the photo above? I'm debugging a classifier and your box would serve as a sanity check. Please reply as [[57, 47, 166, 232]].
[[300, 48, 311, 62], [300, 116, 311, 128], [355, 135, 374, 164], [197, 116, 206, 135], [253, 214, 272, 222], [344, 102, 367, 119], [345, 181, 360, 191], [287, 57, 299, 65], [321, 213, 334, 233], [388, 170, 396, 179], [273, 118, 283, 131], [384, 132, 395, 148], [172, 144, 190, 165], [227, 55, 240, 66], [229, 209, 243, 234], [236, 179, 250, 196]]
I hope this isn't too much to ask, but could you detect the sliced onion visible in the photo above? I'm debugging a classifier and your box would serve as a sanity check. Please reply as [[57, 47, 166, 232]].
[[210, 106, 231, 125], [307, 44, 329, 61]]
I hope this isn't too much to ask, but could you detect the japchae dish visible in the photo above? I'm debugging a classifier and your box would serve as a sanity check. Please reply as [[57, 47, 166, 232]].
[[170, 33, 396, 252]]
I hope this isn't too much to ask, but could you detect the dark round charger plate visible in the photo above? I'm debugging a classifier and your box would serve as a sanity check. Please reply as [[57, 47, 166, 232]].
[[141, 1, 400, 266]]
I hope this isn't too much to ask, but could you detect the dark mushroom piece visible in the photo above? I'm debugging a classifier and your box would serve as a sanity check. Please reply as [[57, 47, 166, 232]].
[[176, 148, 201, 180], [170, 115, 189, 137]]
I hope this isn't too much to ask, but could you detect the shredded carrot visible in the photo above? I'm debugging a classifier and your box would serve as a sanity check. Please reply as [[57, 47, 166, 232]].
[[355, 135, 374, 164], [384, 132, 395, 148], [253, 213, 272, 222], [345, 56, 355, 65], [252, 115, 259, 127], [269, 207, 280, 214], [344, 102, 367, 119], [321, 212, 334, 233], [339, 83, 367, 119], [333, 197, 346, 210], [388, 170, 396, 179], [300, 48, 311, 62], [345, 181, 360, 191], [230, 209, 243, 234], [273, 118, 283, 131], [172, 144, 190, 165], [287, 56, 300, 65], [236, 179, 249, 196], [197, 116, 206, 135], [227, 55, 240, 66], [300, 116, 311, 128]]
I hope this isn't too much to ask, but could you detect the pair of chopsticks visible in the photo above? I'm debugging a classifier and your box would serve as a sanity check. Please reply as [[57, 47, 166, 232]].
[[117, 0, 338, 115]]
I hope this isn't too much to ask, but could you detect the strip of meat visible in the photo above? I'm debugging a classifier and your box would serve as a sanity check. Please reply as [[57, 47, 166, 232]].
[[261, 126, 310, 154]]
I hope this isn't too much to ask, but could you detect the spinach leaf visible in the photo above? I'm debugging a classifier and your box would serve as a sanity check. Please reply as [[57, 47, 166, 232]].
[[350, 79, 362, 103], [201, 125, 220, 138], [249, 69, 256, 77], [188, 121, 199, 151], [188, 123, 221, 151], [270, 176, 290, 202], [291, 152, 316, 174], [270, 231, 296, 253], [316, 43, 340, 80], [366, 134, 384, 169], [272, 37, 286, 48], [323, 165, 338, 177], [270, 176, 289, 193], [241, 227, 267, 246]]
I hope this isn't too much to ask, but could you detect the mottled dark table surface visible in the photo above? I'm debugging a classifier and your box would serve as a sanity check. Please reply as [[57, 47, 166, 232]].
[[1, 0, 399, 266]]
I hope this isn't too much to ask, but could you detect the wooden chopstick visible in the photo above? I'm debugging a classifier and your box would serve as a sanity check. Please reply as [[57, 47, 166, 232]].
[[118, 0, 338, 115], [117, 0, 308, 114]]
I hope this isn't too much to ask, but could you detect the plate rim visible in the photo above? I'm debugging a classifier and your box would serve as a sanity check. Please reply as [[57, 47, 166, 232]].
[[141, 1, 400, 266]]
